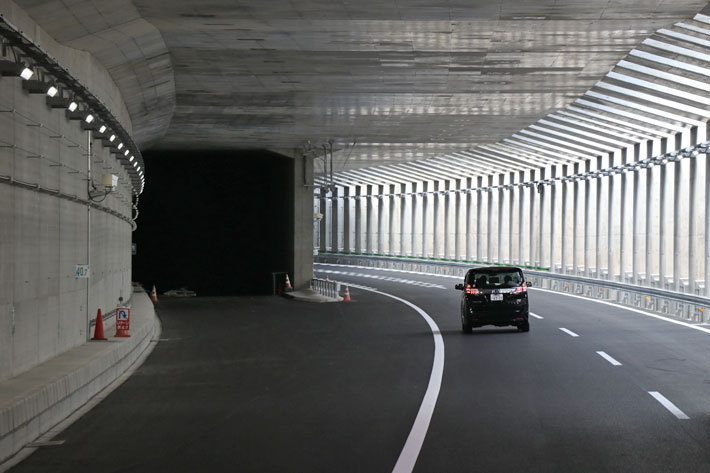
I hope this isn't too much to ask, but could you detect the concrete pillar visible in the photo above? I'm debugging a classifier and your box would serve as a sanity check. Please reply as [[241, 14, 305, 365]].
[[529, 170, 537, 267], [548, 166, 557, 271], [476, 177, 487, 261], [342, 187, 351, 253], [497, 174, 505, 264], [377, 185, 385, 254], [354, 186, 362, 253], [466, 177, 475, 261], [647, 140, 660, 286], [584, 159, 594, 276], [559, 165, 573, 274], [508, 172, 515, 265], [292, 153, 314, 289], [572, 163, 581, 274], [706, 148, 710, 297], [597, 154, 609, 279], [422, 181, 431, 258], [632, 145, 642, 284], [486, 175, 495, 262], [388, 184, 397, 255], [608, 151, 621, 281], [401, 183, 410, 256], [444, 180, 452, 259], [319, 188, 327, 253], [432, 180, 441, 258], [518, 171, 527, 266], [411, 182, 419, 256], [537, 168, 546, 267], [454, 179, 462, 260], [660, 138, 671, 288], [365, 185, 373, 254], [329, 189, 337, 252]]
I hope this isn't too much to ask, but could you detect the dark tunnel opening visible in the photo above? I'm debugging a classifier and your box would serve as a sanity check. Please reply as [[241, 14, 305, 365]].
[[132, 150, 293, 296]]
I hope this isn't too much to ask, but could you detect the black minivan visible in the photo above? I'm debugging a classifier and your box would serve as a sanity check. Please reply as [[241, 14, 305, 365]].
[[455, 266, 532, 333]]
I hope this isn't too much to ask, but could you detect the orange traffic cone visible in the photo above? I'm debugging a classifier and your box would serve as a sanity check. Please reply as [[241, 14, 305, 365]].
[[326, 276, 329, 282], [285, 274, 293, 291], [150, 285, 158, 302], [92, 308, 107, 340], [343, 285, 351, 302]]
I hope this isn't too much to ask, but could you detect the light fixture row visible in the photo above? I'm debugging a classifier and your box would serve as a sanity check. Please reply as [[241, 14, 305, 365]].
[[0, 23, 145, 196], [316, 141, 710, 199]]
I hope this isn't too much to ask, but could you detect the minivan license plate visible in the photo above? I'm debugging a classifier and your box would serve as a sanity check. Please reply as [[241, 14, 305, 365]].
[[490, 294, 503, 301]]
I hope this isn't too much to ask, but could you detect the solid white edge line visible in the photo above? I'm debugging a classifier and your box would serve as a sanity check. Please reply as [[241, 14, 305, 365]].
[[648, 391, 690, 420], [559, 327, 579, 337], [530, 287, 710, 336], [348, 285, 444, 473], [596, 351, 622, 366], [530, 312, 544, 319]]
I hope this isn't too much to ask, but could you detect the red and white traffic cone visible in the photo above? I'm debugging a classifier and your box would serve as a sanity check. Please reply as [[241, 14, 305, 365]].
[[343, 285, 351, 302], [285, 274, 293, 291], [150, 285, 158, 302], [325, 276, 329, 282], [91, 308, 107, 340]]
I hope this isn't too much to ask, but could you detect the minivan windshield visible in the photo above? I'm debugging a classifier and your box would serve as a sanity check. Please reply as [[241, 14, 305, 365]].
[[466, 270, 524, 289]]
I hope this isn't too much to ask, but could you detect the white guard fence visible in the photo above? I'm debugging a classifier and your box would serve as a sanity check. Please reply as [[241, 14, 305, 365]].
[[310, 277, 341, 299], [315, 254, 710, 323]]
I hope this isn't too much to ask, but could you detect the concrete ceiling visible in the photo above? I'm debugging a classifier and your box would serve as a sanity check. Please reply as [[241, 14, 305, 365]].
[[14, 0, 710, 171]]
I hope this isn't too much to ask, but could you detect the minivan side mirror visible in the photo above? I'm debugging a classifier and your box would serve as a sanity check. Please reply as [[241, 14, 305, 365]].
[[526, 279, 533, 287], [455, 283, 464, 291]]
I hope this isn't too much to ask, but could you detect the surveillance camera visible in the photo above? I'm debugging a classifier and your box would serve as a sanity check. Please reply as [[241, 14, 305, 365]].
[[102, 173, 118, 192]]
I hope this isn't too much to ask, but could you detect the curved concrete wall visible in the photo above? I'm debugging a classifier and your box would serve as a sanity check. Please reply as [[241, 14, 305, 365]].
[[0, 1, 135, 383]]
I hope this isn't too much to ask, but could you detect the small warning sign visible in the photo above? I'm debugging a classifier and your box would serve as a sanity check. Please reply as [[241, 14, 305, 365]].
[[115, 307, 130, 337]]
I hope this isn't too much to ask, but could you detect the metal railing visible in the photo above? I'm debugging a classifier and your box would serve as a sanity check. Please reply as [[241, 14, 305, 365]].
[[310, 277, 341, 299], [315, 253, 710, 323]]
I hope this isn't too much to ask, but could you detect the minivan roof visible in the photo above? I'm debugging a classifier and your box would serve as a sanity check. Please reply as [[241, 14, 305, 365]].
[[468, 266, 523, 273]]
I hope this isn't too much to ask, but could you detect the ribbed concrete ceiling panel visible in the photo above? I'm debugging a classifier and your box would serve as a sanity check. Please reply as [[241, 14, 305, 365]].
[[327, 8, 710, 188]]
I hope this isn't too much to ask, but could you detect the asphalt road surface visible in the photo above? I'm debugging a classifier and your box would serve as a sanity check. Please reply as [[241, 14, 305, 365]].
[[9, 263, 710, 472]]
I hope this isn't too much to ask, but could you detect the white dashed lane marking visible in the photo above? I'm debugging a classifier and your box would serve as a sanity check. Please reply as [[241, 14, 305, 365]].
[[596, 351, 622, 366], [649, 392, 690, 420], [559, 328, 579, 337]]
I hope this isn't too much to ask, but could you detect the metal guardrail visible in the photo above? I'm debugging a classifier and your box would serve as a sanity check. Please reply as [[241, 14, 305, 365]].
[[315, 253, 710, 323], [310, 277, 341, 299]]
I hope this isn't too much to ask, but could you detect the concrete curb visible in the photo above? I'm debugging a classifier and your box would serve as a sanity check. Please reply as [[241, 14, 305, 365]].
[[0, 290, 158, 465]]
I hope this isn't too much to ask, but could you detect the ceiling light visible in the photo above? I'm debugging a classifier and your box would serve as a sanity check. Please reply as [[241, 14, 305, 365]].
[[84, 114, 94, 123], [46, 86, 58, 97], [20, 67, 33, 80], [132, 161, 137, 168], [109, 134, 115, 142], [99, 125, 107, 134], [124, 150, 129, 156], [117, 143, 124, 150], [68, 101, 78, 112], [129, 156, 134, 162]]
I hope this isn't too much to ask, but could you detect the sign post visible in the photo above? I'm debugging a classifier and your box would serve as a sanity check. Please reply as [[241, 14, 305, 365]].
[[115, 307, 130, 337]]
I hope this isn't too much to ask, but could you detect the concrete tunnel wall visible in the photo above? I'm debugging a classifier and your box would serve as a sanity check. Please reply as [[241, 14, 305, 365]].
[[0, 4, 134, 383]]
